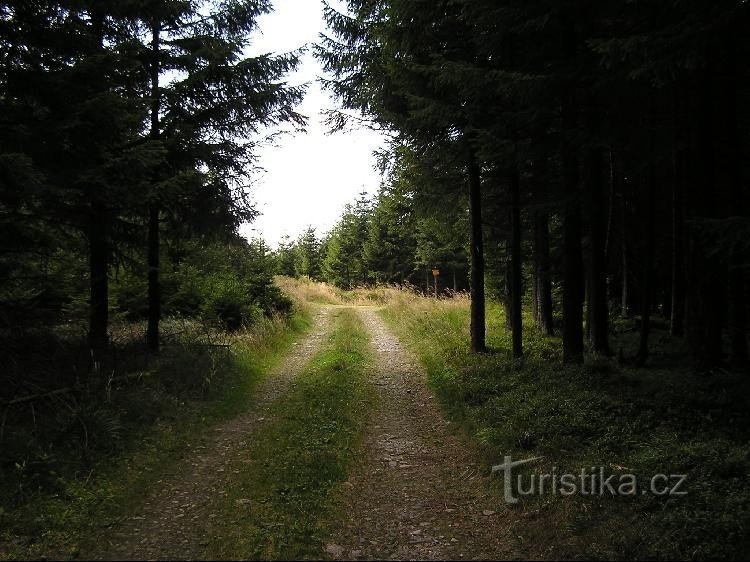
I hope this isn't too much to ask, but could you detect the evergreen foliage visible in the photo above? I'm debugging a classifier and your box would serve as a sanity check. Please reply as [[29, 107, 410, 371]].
[[318, 0, 750, 366]]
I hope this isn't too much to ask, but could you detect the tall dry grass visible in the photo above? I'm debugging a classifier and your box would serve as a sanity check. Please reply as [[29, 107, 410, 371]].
[[275, 276, 342, 305], [274, 275, 471, 310]]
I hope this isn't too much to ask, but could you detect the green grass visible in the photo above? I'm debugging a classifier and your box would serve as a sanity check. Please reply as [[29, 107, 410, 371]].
[[381, 295, 750, 560], [206, 307, 373, 560], [0, 309, 311, 560]]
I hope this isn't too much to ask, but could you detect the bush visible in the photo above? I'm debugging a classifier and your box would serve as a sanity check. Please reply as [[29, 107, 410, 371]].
[[164, 265, 204, 317], [249, 280, 294, 316], [111, 269, 148, 320], [203, 275, 260, 331], [113, 240, 294, 328]]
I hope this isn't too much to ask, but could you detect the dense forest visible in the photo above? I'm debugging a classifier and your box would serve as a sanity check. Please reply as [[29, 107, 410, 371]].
[[1, 0, 749, 559], [308, 0, 750, 365], [4, 0, 748, 383], [1, 0, 302, 349], [0, 1, 304, 543]]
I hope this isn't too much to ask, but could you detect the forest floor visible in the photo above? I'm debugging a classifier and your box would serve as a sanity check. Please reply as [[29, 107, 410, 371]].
[[82, 303, 518, 560]]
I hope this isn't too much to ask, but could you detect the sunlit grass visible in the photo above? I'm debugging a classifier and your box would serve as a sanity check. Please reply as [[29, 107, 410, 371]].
[[380, 292, 750, 560]]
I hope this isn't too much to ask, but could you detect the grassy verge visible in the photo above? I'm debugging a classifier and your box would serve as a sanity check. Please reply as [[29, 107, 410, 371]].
[[380, 292, 750, 560], [0, 308, 311, 560], [206, 307, 373, 560]]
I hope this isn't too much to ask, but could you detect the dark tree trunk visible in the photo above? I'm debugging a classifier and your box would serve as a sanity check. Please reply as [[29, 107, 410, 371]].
[[670, 91, 686, 336], [560, 12, 584, 363], [728, 260, 748, 367], [147, 204, 160, 350], [501, 30, 520, 343], [146, 21, 161, 352], [662, 282, 672, 322], [509, 160, 523, 358], [584, 262, 591, 340], [467, 152, 486, 353], [531, 264, 538, 322], [621, 238, 629, 318], [605, 150, 616, 263], [686, 242, 726, 366], [533, 210, 554, 335], [686, 60, 725, 366], [583, 99, 610, 354], [619, 158, 630, 319], [88, 197, 108, 352], [636, 159, 656, 366], [504, 229, 512, 330], [87, 14, 108, 354], [561, 101, 584, 362], [724, 34, 748, 367]]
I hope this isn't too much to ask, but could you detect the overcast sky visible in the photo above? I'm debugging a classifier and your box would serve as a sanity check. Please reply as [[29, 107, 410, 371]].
[[239, 1, 388, 247]]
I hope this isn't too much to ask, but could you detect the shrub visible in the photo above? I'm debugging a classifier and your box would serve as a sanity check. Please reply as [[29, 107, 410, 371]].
[[164, 265, 205, 316], [203, 275, 260, 331], [111, 269, 148, 320]]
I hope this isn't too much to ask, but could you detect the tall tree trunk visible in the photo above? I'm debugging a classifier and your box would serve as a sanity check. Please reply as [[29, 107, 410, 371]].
[[560, 12, 584, 363], [531, 262, 538, 322], [146, 21, 161, 352], [87, 13, 108, 354], [686, 60, 724, 366], [583, 98, 610, 354], [620, 193, 629, 318], [88, 197, 108, 352], [662, 281, 672, 322], [147, 204, 160, 350], [561, 102, 585, 363], [561, 132, 584, 362], [504, 228, 512, 330], [509, 159, 523, 358], [724, 32, 748, 367], [584, 260, 591, 340], [617, 153, 629, 319], [636, 157, 656, 366], [728, 259, 748, 367], [533, 209, 554, 335], [605, 150, 615, 264], [467, 151, 486, 353], [670, 91, 686, 336]]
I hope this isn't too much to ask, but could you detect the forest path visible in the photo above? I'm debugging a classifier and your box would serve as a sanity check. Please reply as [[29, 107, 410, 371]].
[[324, 308, 517, 560], [88, 306, 335, 561]]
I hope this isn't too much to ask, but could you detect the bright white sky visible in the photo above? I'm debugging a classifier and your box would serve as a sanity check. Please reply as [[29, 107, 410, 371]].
[[239, 1, 388, 248]]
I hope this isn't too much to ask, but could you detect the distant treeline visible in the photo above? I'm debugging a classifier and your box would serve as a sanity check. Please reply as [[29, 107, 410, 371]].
[[315, 0, 750, 367], [274, 183, 469, 294]]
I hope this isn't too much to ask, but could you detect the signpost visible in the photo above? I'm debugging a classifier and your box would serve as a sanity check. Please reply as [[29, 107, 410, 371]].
[[431, 268, 440, 298]]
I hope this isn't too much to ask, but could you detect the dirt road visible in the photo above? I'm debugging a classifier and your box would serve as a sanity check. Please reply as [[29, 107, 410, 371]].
[[90, 308, 334, 560], [324, 308, 515, 560]]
